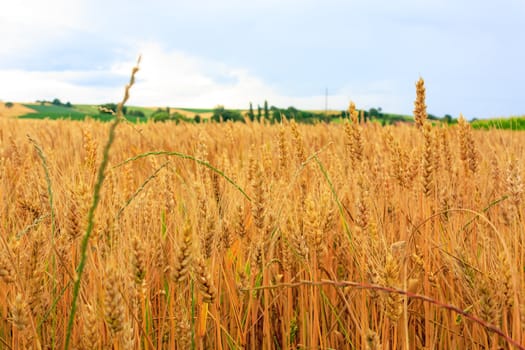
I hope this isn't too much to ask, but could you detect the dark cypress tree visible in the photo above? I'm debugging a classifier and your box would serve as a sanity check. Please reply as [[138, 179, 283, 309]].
[[248, 102, 255, 121]]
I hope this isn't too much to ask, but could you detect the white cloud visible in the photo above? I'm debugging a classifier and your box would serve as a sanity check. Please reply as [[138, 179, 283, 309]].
[[123, 43, 276, 108], [0, 45, 278, 107], [0, 43, 404, 112], [0, 69, 123, 103], [0, 0, 87, 55], [121, 43, 402, 111], [0, 0, 84, 27]]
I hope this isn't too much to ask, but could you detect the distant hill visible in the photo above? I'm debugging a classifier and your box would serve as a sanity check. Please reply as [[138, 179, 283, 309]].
[[17, 102, 148, 121], [0, 102, 36, 118], [7, 101, 523, 129], [11, 103, 216, 122], [471, 116, 525, 130]]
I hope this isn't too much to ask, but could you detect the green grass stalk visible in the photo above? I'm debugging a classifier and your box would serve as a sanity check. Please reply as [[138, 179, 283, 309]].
[[63, 57, 140, 350], [114, 151, 252, 202]]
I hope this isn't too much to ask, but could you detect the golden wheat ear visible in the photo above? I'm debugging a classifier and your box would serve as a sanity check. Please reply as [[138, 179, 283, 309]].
[[414, 77, 427, 129]]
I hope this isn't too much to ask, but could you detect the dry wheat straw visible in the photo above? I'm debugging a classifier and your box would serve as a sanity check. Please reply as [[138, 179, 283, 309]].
[[2, 75, 525, 349]]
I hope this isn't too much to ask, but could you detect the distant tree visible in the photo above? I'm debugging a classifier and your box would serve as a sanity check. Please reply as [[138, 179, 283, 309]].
[[211, 105, 243, 122], [257, 105, 262, 121], [264, 100, 269, 119], [248, 102, 255, 121], [265, 105, 327, 124], [368, 108, 380, 118], [151, 111, 170, 122], [194, 114, 201, 123], [5, 102, 13, 108], [48, 98, 73, 107], [270, 106, 281, 122], [151, 110, 190, 123], [442, 114, 453, 123]]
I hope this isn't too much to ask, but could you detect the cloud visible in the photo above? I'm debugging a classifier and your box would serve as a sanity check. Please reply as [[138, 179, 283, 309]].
[[124, 43, 275, 108], [0, 0, 88, 58], [0, 69, 124, 103], [0, 42, 407, 113], [0, 44, 279, 106], [1, 0, 524, 118], [117, 43, 407, 111]]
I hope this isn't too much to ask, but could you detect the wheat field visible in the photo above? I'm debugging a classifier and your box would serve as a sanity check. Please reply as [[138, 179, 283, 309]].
[[1, 75, 525, 349]]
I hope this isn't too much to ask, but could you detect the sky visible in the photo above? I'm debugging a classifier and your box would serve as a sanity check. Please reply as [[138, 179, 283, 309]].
[[0, 0, 524, 118]]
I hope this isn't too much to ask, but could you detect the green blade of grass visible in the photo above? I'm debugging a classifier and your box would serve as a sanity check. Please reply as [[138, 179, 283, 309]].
[[63, 57, 140, 350], [114, 151, 252, 202]]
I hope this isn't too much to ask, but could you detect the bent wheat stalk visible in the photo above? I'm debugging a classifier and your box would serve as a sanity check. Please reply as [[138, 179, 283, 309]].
[[114, 150, 252, 202], [242, 279, 525, 350]]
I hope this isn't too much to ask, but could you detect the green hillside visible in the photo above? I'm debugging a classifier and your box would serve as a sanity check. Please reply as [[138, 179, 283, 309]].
[[471, 117, 525, 130], [15, 102, 524, 129], [21, 104, 88, 120], [19, 103, 152, 122]]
